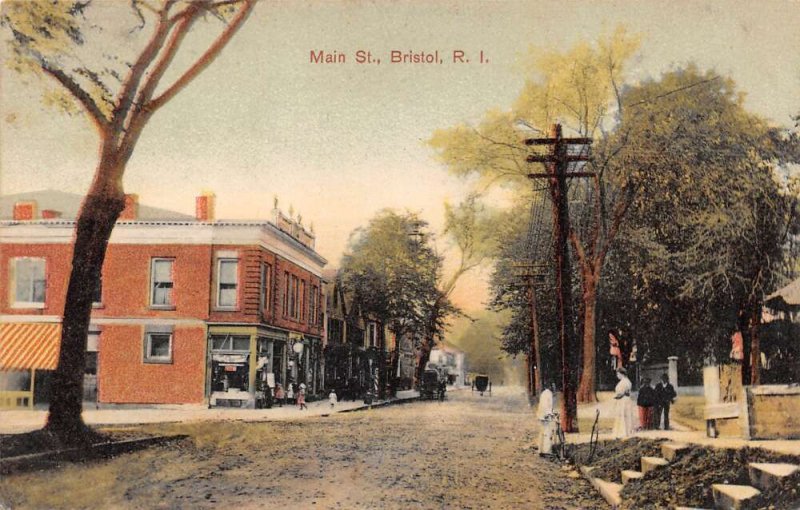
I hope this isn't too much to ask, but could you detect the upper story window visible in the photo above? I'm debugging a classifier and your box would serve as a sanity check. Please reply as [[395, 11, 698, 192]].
[[260, 263, 272, 314], [11, 257, 46, 308], [150, 258, 174, 308], [217, 258, 239, 309], [282, 271, 290, 317], [309, 284, 320, 326], [299, 280, 306, 322]]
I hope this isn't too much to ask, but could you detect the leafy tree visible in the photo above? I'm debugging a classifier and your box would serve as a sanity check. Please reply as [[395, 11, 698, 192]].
[[415, 194, 499, 379], [339, 210, 448, 397], [486, 198, 561, 392], [600, 66, 799, 384], [430, 27, 642, 403], [2, 0, 256, 442]]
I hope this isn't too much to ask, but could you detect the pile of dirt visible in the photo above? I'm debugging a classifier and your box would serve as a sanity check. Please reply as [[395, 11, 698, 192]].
[[622, 445, 800, 509], [566, 439, 800, 509], [0, 428, 144, 458], [569, 438, 665, 482]]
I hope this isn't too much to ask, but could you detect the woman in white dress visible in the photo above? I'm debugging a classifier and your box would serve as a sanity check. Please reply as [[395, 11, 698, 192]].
[[612, 367, 635, 438]]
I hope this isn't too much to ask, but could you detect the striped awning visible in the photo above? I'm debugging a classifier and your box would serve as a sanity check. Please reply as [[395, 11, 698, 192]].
[[0, 323, 61, 370]]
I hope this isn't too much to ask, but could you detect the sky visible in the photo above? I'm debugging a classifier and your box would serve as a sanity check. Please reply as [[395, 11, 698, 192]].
[[1, 0, 799, 311]]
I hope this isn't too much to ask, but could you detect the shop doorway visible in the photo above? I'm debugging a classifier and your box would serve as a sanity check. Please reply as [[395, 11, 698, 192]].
[[210, 335, 251, 407]]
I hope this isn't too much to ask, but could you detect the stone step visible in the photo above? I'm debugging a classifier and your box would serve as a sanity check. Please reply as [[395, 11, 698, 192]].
[[711, 484, 761, 510], [621, 469, 644, 485], [661, 441, 691, 461], [748, 462, 800, 491], [592, 477, 622, 507], [641, 455, 669, 474]]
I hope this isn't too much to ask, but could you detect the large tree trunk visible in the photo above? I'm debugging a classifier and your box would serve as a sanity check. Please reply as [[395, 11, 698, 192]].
[[576, 270, 599, 403], [45, 167, 125, 444]]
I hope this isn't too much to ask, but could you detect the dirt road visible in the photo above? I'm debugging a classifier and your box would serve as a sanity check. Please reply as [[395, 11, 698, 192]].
[[0, 387, 608, 509]]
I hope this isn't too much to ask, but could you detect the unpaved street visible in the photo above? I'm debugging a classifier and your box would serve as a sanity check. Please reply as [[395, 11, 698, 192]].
[[0, 387, 607, 509]]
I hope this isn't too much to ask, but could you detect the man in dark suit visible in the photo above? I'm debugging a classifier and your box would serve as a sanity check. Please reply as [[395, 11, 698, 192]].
[[654, 373, 677, 430]]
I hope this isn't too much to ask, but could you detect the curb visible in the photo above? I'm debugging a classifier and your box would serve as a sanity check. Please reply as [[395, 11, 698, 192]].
[[338, 395, 420, 414], [0, 434, 187, 476]]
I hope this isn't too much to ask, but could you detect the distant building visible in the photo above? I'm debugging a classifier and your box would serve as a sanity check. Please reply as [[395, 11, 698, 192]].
[[0, 190, 326, 409], [429, 343, 467, 386], [323, 271, 386, 398]]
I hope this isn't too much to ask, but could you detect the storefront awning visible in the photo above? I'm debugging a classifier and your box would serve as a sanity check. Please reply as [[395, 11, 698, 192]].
[[0, 323, 61, 370]]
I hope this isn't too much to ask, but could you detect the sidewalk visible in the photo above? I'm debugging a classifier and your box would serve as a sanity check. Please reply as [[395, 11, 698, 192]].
[[0, 390, 420, 435], [569, 396, 800, 457]]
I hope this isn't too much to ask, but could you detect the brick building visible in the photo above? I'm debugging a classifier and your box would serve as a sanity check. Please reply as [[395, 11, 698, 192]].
[[0, 191, 326, 409]]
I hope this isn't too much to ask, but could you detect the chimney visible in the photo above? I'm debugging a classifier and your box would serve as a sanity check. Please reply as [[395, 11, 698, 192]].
[[196, 192, 215, 222], [120, 194, 139, 220], [41, 209, 62, 219], [13, 201, 37, 220]]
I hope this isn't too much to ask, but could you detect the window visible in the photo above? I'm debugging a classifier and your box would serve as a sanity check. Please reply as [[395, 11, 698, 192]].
[[292, 275, 300, 319], [300, 280, 306, 321], [260, 263, 272, 314], [211, 335, 249, 351], [282, 271, 290, 316], [144, 327, 173, 363], [92, 275, 103, 307], [12, 257, 46, 307], [217, 259, 239, 308], [150, 258, 174, 307], [309, 284, 319, 325]]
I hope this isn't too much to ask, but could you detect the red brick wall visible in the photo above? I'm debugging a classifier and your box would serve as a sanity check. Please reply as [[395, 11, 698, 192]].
[[98, 324, 206, 404], [1, 243, 72, 315], [206, 246, 323, 338], [96, 244, 212, 319], [272, 255, 324, 336]]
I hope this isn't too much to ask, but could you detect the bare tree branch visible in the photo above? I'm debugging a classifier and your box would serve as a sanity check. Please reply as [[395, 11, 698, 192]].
[[41, 62, 110, 133], [148, 0, 256, 111]]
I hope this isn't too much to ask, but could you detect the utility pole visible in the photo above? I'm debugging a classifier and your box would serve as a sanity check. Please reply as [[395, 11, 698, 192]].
[[525, 124, 592, 433], [513, 261, 544, 398]]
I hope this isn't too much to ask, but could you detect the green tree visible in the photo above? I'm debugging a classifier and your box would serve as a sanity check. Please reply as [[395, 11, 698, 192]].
[[415, 194, 499, 378], [600, 66, 798, 384], [486, 199, 561, 391], [2, 0, 256, 442], [430, 27, 642, 403], [339, 210, 449, 397]]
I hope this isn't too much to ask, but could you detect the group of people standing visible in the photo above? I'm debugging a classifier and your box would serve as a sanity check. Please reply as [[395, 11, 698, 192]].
[[636, 373, 677, 431], [273, 381, 308, 410], [613, 368, 677, 438]]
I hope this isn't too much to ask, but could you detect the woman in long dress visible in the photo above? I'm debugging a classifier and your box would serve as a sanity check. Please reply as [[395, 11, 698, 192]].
[[612, 367, 635, 438]]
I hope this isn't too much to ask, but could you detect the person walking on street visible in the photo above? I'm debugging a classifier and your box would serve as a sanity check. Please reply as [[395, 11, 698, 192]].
[[636, 378, 655, 430], [274, 383, 285, 407], [297, 386, 307, 410], [287, 382, 295, 405], [654, 373, 677, 430], [329, 389, 338, 408]]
